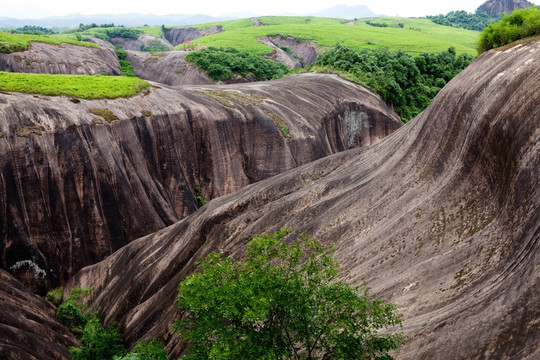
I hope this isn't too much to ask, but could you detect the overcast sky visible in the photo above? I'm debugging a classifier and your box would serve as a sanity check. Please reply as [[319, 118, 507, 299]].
[[0, 0, 536, 19]]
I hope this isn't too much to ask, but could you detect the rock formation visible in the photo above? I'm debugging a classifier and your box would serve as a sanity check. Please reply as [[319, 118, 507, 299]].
[[0, 269, 77, 360], [67, 41, 540, 359], [162, 26, 223, 46], [126, 51, 213, 86], [259, 36, 318, 69], [0, 42, 121, 75], [109, 34, 174, 52], [477, 0, 533, 17], [0, 74, 401, 294]]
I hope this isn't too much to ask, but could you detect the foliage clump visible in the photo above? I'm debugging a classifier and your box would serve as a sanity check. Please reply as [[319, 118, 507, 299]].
[[113, 339, 170, 360], [175, 228, 404, 360], [426, 10, 500, 31], [46, 286, 64, 306], [115, 45, 135, 77], [316, 44, 473, 121], [477, 6, 540, 53], [70, 317, 126, 360], [186, 47, 288, 82]]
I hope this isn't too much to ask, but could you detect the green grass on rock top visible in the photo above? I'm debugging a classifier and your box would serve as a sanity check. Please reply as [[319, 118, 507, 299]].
[[0, 31, 100, 53], [0, 72, 149, 99]]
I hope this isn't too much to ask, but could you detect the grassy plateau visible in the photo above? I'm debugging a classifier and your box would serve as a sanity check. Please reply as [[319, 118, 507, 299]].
[[0, 31, 99, 53], [0, 72, 149, 99]]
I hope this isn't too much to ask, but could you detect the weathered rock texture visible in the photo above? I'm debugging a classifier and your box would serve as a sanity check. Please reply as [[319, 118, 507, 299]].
[[68, 41, 540, 359], [126, 50, 213, 86], [0, 42, 122, 75], [0, 269, 77, 360], [477, 0, 533, 17], [0, 74, 401, 293], [163, 26, 223, 46], [109, 34, 174, 52], [260, 36, 318, 68]]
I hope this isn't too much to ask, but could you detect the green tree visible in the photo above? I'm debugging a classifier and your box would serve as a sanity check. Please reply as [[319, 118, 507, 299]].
[[175, 228, 404, 360], [70, 317, 125, 360], [114, 339, 170, 360]]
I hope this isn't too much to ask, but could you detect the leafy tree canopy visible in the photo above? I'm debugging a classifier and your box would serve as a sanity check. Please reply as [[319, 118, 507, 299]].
[[175, 228, 404, 360], [426, 10, 500, 31], [477, 6, 540, 53]]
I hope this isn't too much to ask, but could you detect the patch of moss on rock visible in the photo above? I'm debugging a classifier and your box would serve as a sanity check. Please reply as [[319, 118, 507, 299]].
[[264, 110, 290, 139], [89, 108, 119, 123], [0, 131, 4, 138], [92, 118, 103, 125], [16, 125, 45, 137], [201, 90, 267, 109], [141, 110, 152, 117]]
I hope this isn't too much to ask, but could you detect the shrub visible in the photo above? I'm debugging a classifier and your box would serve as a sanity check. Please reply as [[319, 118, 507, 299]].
[[113, 339, 169, 360], [57, 287, 93, 337], [478, 6, 540, 53], [186, 47, 288, 82], [175, 228, 404, 359], [70, 317, 125, 360]]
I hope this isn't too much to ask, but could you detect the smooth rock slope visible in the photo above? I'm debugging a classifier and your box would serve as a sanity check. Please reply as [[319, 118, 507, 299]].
[[68, 41, 540, 359], [0, 74, 401, 293]]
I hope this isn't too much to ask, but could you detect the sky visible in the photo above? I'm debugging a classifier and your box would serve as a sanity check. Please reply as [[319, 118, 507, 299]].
[[0, 0, 504, 19]]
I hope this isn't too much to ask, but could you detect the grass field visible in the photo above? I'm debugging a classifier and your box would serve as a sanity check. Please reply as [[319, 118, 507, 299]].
[[0, 31, 100, 53], [183, 16, 479, 55], [0, 72, 149, 99]]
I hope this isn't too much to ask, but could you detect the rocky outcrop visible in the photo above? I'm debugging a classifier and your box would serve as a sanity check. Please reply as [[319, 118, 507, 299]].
[[477, 0, 533, 17], [0, 269, 77, 360], [109, 34, 174, 52], [163, 26, 223, 46], [126, 50, 213, 85], [67, 41, 540, 358], [260, 35, 318, 68], [0, 42, 122, 75], [0, 74, 401, 293]]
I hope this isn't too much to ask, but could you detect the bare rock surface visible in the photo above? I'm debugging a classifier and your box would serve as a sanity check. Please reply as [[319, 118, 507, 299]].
[[109, 34, 174, 52], [0, 74, 401, 293], [163, 26, 223, 46], [126, 50, 213, 86], [0, 42, 122, 75], [0, 269, 77, 360], [477, 0, 533, 17], [68, 42, 540, 358], [260, 36, 318, 68]]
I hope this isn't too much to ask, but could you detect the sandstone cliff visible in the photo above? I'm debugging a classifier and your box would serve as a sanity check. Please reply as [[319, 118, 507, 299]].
[[0, 269, 77, 359], [0, 75, 401, 294], [0, 42, 121, 75], [477, 0, 533, 17], [163, 26, 223, 46], [67, 41, 540, 359]]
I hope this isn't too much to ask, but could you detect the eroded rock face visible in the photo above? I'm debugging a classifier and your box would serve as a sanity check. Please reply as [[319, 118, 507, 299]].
[[67, 42, 540, 358], [126, 50, 213, 86], [0, 269, 77, 360], [163, 26, 223, 46], [0, 42, 122, 75], [260, 36, 318, 68], [0, 74, 401, 293], [477, 0, 533, 17], [109, 34, 174, 52]]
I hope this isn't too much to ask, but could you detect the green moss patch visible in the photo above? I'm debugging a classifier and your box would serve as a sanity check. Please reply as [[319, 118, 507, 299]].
[[141, 110, 152, 117], [16, 125, 45, 137], [264, 110, 290, 139], [89, 108, 119, 123], [201, 90, 266, 108]]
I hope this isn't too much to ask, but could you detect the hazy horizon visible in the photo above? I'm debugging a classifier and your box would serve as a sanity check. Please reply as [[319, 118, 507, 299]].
[[1, 0, 524, 20]]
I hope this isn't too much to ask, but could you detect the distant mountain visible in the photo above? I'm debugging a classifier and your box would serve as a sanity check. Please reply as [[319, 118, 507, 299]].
[[310, 4, 379, 19], [0, 13, 233, 29], [477, 0, 534, 17]]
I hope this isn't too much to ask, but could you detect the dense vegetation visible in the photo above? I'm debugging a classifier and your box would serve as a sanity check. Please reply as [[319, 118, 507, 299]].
[[175, 228, 404, 359], [114, 45, 135, 77], [478, 6, 540, 53], [10, 25, 56, 35], [0, 71, 149, 98], [186, 16, 478, 55], [316, 44, 474, 121], [53, 287, 169, 360], [0, 31, 99, 53], [186, 47, 288, 81], [426, 10, 500, 31]]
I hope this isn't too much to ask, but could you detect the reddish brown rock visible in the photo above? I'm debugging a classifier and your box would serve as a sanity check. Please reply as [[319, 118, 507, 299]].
[[0, 269, 77, 360], [477, 0, 533, 17], [67, 42, 540, 358], [163, 26, 223, 47], [0, 42, 121, 75], [0, 74, 401, 293]]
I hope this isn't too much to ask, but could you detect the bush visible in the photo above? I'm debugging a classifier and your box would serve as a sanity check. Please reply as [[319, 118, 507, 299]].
[[427, 10, 500, 31], [478, 6, 540, 53], [70, 317, 125, 360], [114, 46, 135, 77], [46, 286, 64, 306], [113, 339, 169, 360], [316, 44, 473, 121], [186, 47, 288, 82], [175, 228, 404, 359], [56, 287, 93, 336]]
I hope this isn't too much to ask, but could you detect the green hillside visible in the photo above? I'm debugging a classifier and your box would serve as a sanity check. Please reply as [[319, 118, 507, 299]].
[[184, 16, 479, 55], [0, 31, 99, 53]]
